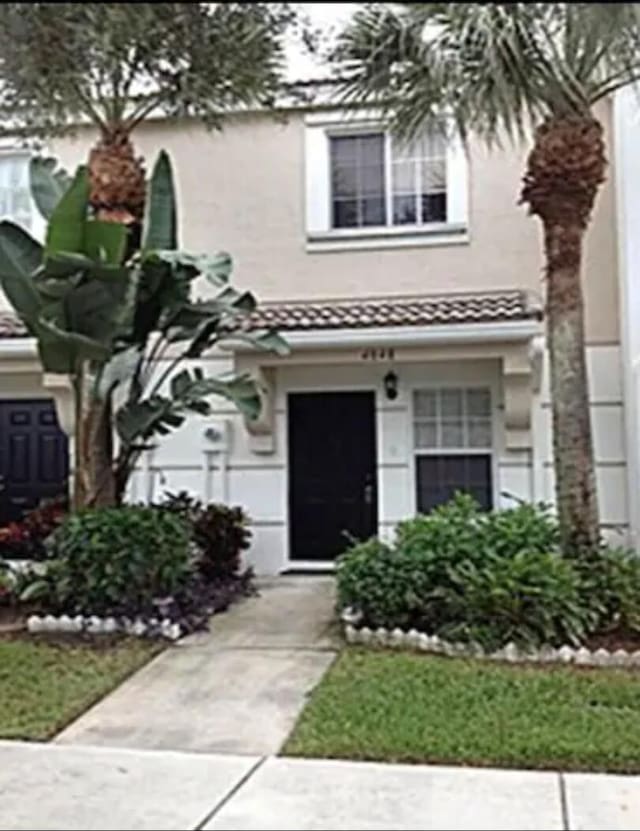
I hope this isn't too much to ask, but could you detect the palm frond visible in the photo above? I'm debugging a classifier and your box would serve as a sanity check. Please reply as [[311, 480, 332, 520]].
[[332, 3, 640, 143]]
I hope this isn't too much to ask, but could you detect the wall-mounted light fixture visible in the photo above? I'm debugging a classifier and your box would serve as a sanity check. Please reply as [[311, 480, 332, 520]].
[[383, 370, 399, 401]]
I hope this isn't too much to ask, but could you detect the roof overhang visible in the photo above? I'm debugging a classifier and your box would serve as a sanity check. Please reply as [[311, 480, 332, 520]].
[[223, 319, 542, 353]]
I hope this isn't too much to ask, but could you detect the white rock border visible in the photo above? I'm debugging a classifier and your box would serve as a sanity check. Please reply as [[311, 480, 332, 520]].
[[341, 616, 640, 668], [26, 613, 181, 641]]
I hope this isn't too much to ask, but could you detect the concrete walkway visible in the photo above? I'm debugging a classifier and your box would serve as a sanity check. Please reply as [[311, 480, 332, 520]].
[[56, 577, 337, 755], [1, 741, 638, 830]]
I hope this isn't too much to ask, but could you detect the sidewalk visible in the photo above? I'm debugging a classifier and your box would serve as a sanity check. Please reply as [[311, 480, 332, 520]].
[[0, 740, 637, 830], [55, 577, 337, 755]]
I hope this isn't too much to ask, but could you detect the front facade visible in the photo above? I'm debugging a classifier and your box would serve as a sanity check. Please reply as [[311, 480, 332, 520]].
[[0, 88, 636, 573]]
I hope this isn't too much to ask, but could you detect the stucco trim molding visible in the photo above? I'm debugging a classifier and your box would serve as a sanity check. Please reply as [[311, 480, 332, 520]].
[[234, 323, 543, 454]]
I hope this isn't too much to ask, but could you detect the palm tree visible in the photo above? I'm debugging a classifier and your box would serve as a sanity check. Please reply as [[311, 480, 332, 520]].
[[333, 3, 640, 554], [0, 2, 295, 507], [0, 2, 294, 229]]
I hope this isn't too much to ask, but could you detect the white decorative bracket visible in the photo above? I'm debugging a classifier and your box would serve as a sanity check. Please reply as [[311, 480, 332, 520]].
[[503, 339, 543, 449], [244, 366, 276, 454], [42, 373, 74, 436]]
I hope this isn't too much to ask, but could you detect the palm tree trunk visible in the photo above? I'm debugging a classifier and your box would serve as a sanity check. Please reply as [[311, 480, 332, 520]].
[[521, 116, 606, 555], [82, 123, 146, 507], [544, 221, 599, 553], [72, 362, 88, 510], [84, 396, 116, 508]]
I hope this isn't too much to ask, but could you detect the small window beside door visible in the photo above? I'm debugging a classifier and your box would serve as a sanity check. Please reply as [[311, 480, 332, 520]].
[[413, 387, 493, 512]]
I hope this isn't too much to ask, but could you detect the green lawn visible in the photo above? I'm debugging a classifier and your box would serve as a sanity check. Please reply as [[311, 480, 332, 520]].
[[284, 648, 640, 773], [0, 636, 160, 740]]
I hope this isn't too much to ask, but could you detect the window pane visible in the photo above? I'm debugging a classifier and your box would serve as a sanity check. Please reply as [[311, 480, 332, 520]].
[[362, 197, 385, 226], [441, 419, 464, 447], [421, 192, 447, 222], [331, 164, 357, 198], [440, 389, 463, 417], [466, 389, 491, 417], [330, 134, 384, 229], [414, 420, 437, 448], [468, 418, 492, 448], [414, 390, 437, 417], [331, 136, 358, 164], [392, 137, 416, 161], [0, 156, 31, 229], [421, 160, 446, 192], [392, 160, 414, 193], [393, 194, 417, 225], [11, 189, 30, 215], [418, 131, 446, 159], [332, 199, 358, 228], [416, 454, 492, 513], [361, 163, 384, 196]]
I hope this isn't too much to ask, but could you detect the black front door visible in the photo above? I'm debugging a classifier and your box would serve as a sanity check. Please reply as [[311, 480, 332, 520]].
[[0, 399, 69, 524], [288, 391, 378, 561]]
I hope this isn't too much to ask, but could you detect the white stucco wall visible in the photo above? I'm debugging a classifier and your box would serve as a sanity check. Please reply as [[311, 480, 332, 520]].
[[124, 342, 628, 574], [614, 87, 640, 549]]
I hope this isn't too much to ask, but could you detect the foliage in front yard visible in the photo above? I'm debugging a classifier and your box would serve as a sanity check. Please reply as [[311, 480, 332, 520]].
[[160, 490, 252, 580], [0, 497, 67, 560], [337, 495, 640, 650], [0, 636, 159, 740], [284, 648, 640, 772], [32, 506, 191, 616], [18, 498, 256, 633]]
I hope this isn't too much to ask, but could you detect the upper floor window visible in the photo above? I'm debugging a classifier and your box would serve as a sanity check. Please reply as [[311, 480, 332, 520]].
[[0, 153, 33, 232], [330, 131, 447, 230], [305, 112, 468, 252]]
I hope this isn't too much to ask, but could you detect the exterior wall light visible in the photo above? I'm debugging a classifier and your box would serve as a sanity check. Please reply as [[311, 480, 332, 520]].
[[384, 370, 399, 401]]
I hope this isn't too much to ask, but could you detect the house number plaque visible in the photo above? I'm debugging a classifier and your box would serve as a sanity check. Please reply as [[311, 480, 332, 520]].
[[361, 348, 395, 361]]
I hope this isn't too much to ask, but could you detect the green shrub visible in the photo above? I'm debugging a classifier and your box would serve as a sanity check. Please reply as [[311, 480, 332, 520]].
[[193, 504, 251, 580], [336, 539, 439, 631], [337, 495, 597, 649], [441, 550, 595, 649], [159, 489, 202, 526], [158, 491, 251, 581], [395, 494, 558, 562], [43, 506, 192, 615], [582, 547, 640, 633]]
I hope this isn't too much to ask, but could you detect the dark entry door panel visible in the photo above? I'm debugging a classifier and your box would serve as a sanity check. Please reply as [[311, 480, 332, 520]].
[[288, 391, 377, 561], [0, 400, 69, 524]]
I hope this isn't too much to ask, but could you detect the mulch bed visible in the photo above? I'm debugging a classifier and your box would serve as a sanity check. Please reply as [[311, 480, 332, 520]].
[[0, 570, 257, 641], [585, 630, 640, 652], [0, 604, 33, 634]]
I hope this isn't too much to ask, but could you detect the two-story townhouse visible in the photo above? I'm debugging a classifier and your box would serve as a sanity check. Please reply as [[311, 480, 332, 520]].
[[0, 82, 637, 574]]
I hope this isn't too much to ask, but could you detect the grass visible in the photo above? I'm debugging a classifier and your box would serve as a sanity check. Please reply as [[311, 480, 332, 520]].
[[283, 647, 640, 772], [0, 636, 161, 741]]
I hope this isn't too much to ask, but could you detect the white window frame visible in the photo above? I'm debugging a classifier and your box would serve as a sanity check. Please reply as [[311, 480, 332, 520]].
[[305, 109, 469, 253], [409, 380, 499, 514], [0, 147, 46, 241]]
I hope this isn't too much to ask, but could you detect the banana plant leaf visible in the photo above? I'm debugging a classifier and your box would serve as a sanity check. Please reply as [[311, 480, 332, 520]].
[[84, 220, 127, 265], [29, 157, 72, 221], [63, 275, 131, 345], [95, 346, 141, 399], [151, 250, 232, 286], [116, 368, 261, 445], [45, 166, 89, 256], [0, 221, 43, 329], [37, 315, 111, 362], [143, 150, 177, 252]]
